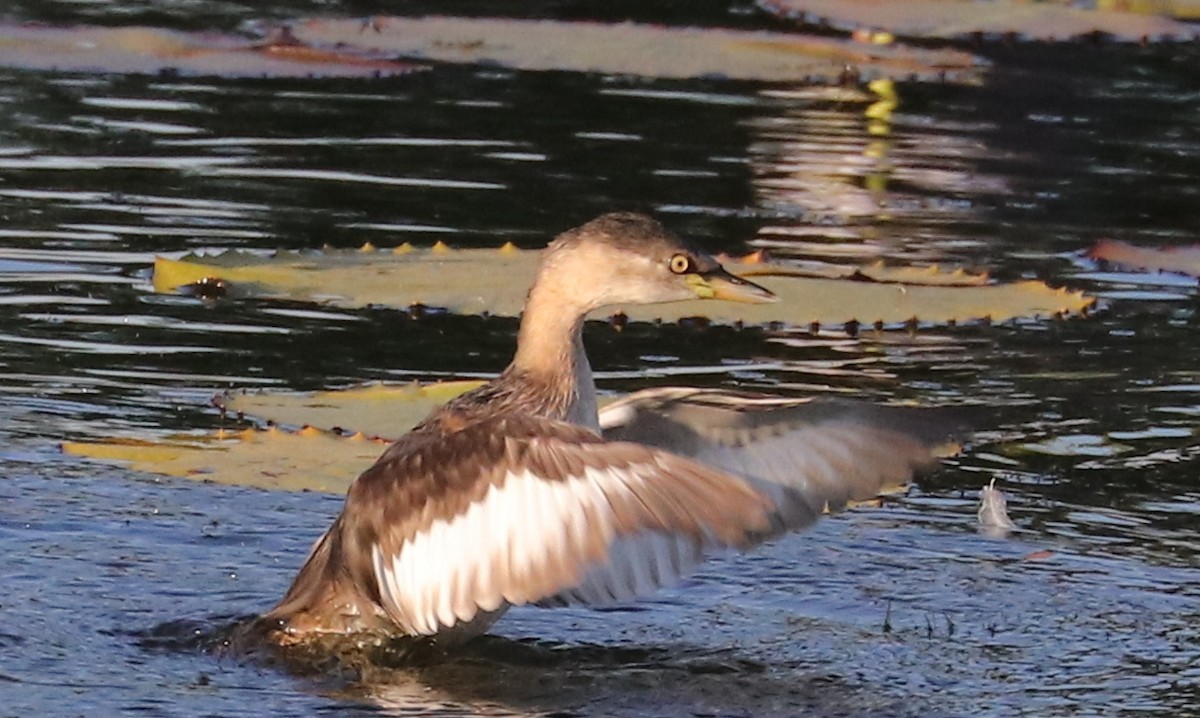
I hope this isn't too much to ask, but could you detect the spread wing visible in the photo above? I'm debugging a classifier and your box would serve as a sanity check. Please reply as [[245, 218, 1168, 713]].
[[600, 387, 967, 522], [346, 393, 964, 636], [346, 415, 784, 636]]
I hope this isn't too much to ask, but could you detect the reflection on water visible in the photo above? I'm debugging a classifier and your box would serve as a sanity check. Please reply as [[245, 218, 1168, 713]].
[[0, 6, 1197, 716]]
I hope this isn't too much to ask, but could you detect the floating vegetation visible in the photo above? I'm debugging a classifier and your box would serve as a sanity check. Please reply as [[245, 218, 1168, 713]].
[[63, 382, 490, 493], [287, 15, 983, 83], [62, 426, 389, 493], [1086, 239, 1200, 278], [0, 23, 423, 78], [152, 244, 1094, 327], [760, 0, 1200, 42], [0, 16, 984, 82], [217, 381, 484, 440]]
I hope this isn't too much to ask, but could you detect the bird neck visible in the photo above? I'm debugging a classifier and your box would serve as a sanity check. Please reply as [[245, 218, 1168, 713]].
[[509, 281, 599, 428]]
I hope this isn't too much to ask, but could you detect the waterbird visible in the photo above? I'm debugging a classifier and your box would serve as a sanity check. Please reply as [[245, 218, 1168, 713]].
[[258, 212, 960, 649]]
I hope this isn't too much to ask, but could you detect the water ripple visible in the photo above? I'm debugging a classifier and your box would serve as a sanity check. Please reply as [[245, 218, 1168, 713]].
[[0, 332, 217, 354], [157, 136, 516, 148], [0, 156, 245, 170], [207, 167, 505, 190], [79, 97, 208, 112], [19, 313, 292, 335], [0, 295, 108, 306]]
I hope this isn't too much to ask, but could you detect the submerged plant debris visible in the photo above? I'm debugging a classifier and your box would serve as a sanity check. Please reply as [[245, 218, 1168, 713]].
[[152, 245, 1094, 326], [0, 23, 423, 78], [760, 0, 1200, 41]]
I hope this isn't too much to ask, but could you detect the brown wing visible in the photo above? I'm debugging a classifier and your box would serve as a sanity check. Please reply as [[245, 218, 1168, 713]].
[[344, 413, 784, 636], [600, 387, 967, 519]]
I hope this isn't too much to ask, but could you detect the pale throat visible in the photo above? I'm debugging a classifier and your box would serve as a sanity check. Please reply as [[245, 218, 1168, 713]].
[[510, 278, 601, 429]]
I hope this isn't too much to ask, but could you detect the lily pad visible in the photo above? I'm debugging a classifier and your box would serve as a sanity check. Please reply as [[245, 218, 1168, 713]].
[[760, 0, 1200, 42], [64, 382, 480, 493], [152, 244, 1094, 326], [216, 380, 485, 440], [63, 427, 390, 493], [760, 276, 1090, 326], [727, 253, 991, 286], [1021, 433, 1130, 457], [1086, 239, 1200, 278], [287, 15, 982, 83], [0, 23, 423, 78]]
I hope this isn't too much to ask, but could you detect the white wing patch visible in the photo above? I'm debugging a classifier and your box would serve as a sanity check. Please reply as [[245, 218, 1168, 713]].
[[371, 462, 710, 636], [543, 531, 704, 606]]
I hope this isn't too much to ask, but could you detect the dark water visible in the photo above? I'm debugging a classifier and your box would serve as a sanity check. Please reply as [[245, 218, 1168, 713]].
[[2, 2, 1199, 716]]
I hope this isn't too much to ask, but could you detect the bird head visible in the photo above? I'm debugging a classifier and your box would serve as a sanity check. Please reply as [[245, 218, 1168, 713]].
[[541, 213, 776, 313]]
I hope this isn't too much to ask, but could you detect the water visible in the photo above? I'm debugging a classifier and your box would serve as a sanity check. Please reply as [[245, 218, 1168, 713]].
[[1, 3, 1199, 716]]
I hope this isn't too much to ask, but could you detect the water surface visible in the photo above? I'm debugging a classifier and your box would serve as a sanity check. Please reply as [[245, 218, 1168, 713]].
[[1, 4, 1198, 716]]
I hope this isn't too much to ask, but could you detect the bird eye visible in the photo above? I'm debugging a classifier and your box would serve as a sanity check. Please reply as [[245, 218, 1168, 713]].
[[669, 254, 693, 274]]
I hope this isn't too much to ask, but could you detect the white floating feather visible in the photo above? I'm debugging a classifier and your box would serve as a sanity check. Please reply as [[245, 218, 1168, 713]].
[[978, 477, 1017, 535]]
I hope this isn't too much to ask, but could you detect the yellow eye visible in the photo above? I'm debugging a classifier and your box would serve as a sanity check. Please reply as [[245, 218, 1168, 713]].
[[669, 254, 693, 274]]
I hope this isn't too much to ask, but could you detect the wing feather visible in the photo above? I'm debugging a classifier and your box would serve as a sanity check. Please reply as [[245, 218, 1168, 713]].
[[357, 417, 777, 635], [602, 387, 967, 532], [348, 394, 964, 635]]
